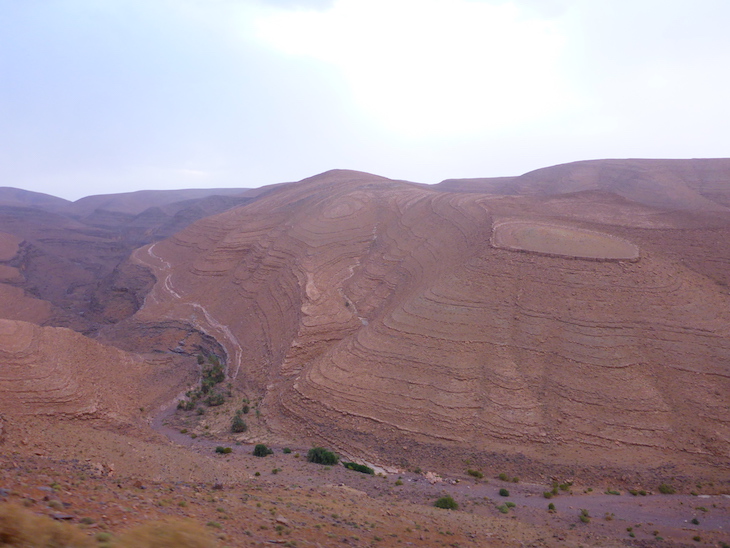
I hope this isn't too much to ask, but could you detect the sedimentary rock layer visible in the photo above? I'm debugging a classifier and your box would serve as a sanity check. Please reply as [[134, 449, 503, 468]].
[[133, 167, 730, 468]]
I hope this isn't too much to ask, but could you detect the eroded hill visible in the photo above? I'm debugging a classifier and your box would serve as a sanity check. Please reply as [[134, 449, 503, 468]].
[[125, 164, 730, 478]]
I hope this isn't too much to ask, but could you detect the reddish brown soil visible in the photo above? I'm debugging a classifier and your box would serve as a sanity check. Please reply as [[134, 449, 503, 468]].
[[0, 160, 729, 546]]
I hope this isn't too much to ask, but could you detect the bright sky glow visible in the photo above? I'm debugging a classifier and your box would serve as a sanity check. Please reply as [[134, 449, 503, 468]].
[[256, 0, 570, 137], [0, 0, 728, 200]]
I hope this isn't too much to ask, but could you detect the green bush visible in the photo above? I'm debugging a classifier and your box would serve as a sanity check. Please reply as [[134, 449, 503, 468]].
[[206, 392, 225, 407], [343, 462, 374, 475], [231, 413, 247, 433], [177, 399, 196, 411], [498, 473, 509, 481], [282, 447, 292, 454], [253, 444, 273, 457], [499, 488, 510, 497], [467, 469, 483, 479], [215, 446, 232, 454], [434, 496, 458, 510], [658, 483, 676, 494], [579, 509, 590, 523], [307, 447, 338, 465]]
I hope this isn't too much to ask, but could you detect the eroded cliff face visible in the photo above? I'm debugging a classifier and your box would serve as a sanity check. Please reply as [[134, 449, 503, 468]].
[[131, 168, 730, 470], [0, 318, 194, 425]]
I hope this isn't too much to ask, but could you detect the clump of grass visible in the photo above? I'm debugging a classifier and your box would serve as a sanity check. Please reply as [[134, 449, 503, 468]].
[[114, 518, 220, 547], [434, 496, 458, 510], [498, 488, 510, 497], [658, 483, 676, 494], [579, 509, 590, 523], [467, 469, 483, 479], [282, 447, 292, 454], [214, 446, 232, 454], [0, 502, 95, 547]]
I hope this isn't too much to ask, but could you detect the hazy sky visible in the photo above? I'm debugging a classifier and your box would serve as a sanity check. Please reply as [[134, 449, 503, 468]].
[[1, 0, 728, 200]]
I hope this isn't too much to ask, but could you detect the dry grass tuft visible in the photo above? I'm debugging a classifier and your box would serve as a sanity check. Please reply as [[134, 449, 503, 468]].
[[114, 518, 219, 548], [0, 503, 94, 547]]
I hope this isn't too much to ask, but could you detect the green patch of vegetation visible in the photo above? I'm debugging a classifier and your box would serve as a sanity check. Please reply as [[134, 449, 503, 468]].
[[498, 473, 509, 481], [691, 517, 700, 525], [214, 446, 232, 454], [605, 489, 621, 496], [467, 469, 483, 479], [579, 509, 590, 523], [496, 504, 509, 514], [283, 447, 292, 454], [547, 503, 556, 512], [434, 496, 458, 510], [307, 447, 338, 465], [658, 483, 676, 494], [253, 444, 273, 457], [505, 502, 516, 508], [543, 491, 553, 499], [231, 411, 247, 433], [498, 488, 510, 497], [343, 462, 374, 475]]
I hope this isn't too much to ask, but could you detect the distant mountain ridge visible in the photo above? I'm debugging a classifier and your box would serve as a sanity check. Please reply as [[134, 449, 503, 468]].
[[438, 158, 730, 211]]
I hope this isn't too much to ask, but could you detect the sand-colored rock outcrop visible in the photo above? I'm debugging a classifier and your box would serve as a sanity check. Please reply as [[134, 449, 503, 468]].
[[133, 166, 730, 470]]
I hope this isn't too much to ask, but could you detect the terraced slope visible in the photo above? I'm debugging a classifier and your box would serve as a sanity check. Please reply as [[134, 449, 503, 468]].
[[0, 318, 191, 425], [132, 168, 730, 473]]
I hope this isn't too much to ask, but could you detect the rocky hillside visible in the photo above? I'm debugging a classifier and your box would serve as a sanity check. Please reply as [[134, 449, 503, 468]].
[[126, 163, 730, 474]]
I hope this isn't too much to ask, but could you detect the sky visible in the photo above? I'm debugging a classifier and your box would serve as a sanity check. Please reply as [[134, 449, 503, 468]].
[[1, 0, 728, 200]]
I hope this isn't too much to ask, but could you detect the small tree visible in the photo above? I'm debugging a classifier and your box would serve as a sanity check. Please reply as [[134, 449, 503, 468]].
[[253, 444, 273, 457]]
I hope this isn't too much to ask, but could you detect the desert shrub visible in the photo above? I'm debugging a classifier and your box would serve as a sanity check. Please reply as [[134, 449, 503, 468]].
[[241, 404, 250, 414], [579, 509, 590, 523], [214, 446, 232, 454], [691, 518, 700, 525], [505, 502, 516, 508], [114, 518, 218, 547], [307, 447, 338, 465], [499, 488, 510, 497], [467, 469, 483, 479], [543, 491, 553, 499], [231, 412, 247, 433], [658, 483, 676, 494], [205, 392, 225, 407], [343, 462, 374, 475], [253, 444, 273, 457], [177, 399, 196, 411], [496, 504, 509, 514], [547, 503, 556, 512], [282, 447, 292, 454], [498, 473, 509, 481], [0, 502, 94, 547], [434, 496, 458, 510]]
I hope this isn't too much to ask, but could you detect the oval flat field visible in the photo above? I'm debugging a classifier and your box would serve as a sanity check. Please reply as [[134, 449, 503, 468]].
[[492, 220, 639, 260]]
